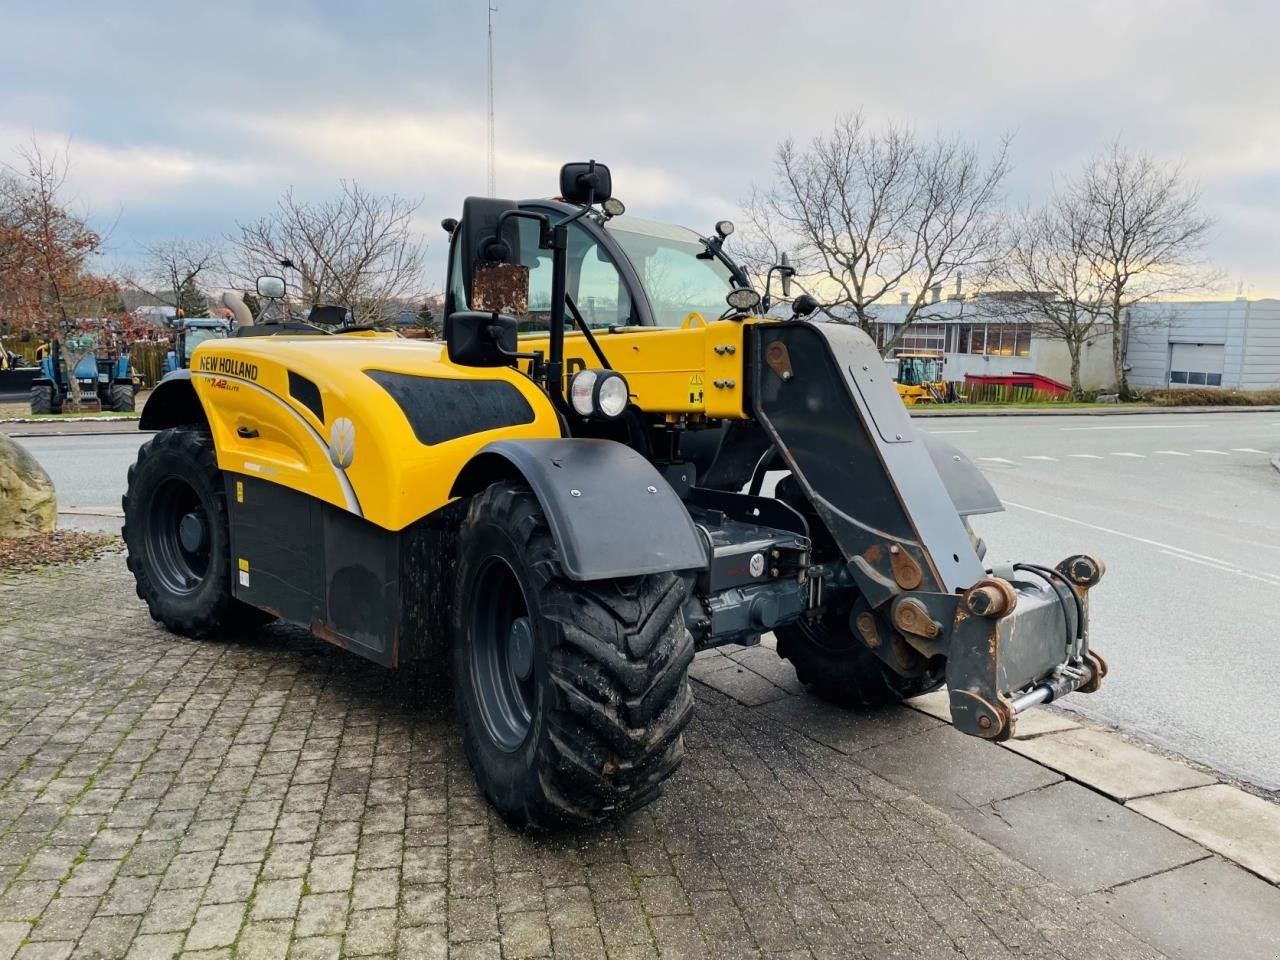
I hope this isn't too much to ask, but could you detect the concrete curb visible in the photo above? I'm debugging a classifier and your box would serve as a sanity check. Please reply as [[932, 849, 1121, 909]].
[[0, 415, 139, 423], [1, 424, 150, 438], [910, 404, 1280, 418], [906, 691, 1280, 888]]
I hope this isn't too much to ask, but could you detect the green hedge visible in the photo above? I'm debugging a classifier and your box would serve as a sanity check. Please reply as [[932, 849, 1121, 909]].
[[1145, 388, 1280, 406]]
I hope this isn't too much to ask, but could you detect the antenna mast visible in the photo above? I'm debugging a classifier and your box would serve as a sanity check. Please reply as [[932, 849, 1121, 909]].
[[486, 4, 497, 196]]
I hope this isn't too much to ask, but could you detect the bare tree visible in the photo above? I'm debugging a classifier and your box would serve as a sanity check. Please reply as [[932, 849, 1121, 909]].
[[742, 114, 1010, 353], [122, 237, 223, 316], [230, 181, 426, 325], [1078, 143, 1216, 399], [994, 196, 1109, 399], [0, 141, 116, 335], [0, 140, 121, 407]]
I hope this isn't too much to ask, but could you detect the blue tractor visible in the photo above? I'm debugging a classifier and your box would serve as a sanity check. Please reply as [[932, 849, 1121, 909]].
[[30, 337, 137, 414], [164, 316, 233, 374]]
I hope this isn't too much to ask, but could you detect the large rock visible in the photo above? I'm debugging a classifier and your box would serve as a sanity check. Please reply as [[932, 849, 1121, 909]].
[[0, 433, 57, 537]]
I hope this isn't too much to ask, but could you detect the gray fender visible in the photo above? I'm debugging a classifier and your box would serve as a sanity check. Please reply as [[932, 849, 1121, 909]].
[[451, 438, 709, 581], [139, 369, 208, 431], [920, 433, 1003, 516]]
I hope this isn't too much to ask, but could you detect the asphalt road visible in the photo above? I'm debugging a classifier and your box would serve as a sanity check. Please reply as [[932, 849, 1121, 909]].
[[17, 433, 147, 512], [15, 410, 1280, 789], [924, 410, 1280, 790]]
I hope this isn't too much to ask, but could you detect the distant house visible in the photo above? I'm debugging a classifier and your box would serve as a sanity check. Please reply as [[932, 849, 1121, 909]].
[[834, 295, 1280, 392]]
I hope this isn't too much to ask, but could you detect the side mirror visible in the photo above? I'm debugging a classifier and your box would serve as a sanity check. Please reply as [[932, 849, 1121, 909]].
[[257, 275, 286, 299], [559, 161, 612, 204], [460, 197, 521, 306], [780, 252, 794, 298], [445, 311, 519, 367]]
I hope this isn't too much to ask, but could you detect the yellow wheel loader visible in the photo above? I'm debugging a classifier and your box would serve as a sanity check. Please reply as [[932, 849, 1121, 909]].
[[124, 162, 1106, 829], [890, 351, 954, 405]]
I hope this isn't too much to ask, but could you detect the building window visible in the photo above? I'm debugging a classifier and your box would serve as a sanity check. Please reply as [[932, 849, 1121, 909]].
[[955, 323, 1032, 358], [896, 323, 946, 354]]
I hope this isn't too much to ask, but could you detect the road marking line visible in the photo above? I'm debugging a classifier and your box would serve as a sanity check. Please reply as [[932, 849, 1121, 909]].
[[1003, 500, 1242, 565], [1023, 455, 1057, 461], [1231, 447, 1267, 454], [1159, 550, 1237, 573], [1193, 449, 1230, 455], [925, 429, 979, 434], [1111, 452, 1146, 458], [1154, 450, 1190, 456], [1070, 454, 1103, 459], [1060, 424, 1191, 431], [1160, 550, 1280, 587], [977, 457, 1016, 464]]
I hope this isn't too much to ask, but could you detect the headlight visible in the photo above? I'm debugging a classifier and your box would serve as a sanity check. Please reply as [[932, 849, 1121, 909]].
[[596, 373, 629, 418], [568, 369, 629, 420]]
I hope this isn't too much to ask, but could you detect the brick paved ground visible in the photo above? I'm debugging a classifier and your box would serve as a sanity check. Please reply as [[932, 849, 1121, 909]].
[[0, 553, 1166, 960]]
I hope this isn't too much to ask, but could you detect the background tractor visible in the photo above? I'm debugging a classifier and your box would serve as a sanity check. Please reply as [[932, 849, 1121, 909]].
[[0, 338, 40, 402], [30, 336, 136, 413], [164, 314, 233, 374], [124, 161, 1107, 830]]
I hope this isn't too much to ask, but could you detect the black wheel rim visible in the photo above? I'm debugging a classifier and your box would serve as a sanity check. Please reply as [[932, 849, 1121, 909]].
[[145, 477, 211, 595], [469, 556, 536, 752]]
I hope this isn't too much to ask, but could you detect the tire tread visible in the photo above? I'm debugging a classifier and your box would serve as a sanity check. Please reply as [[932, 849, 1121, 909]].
[[457, 482, 694, 829]]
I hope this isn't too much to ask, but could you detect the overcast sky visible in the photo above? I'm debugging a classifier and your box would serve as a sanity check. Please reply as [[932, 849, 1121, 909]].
[[3, 0, 1278, 297]]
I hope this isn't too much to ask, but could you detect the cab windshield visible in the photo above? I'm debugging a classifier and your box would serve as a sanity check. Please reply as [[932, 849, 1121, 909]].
[[605, 217, 740, 327], [183, 329, 226, 360], [899, 357, 942, 385]]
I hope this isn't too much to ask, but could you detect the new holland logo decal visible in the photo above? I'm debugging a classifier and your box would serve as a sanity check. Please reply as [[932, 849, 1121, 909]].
[[197, 355, 259, 380], [329, 417, 355, 469]]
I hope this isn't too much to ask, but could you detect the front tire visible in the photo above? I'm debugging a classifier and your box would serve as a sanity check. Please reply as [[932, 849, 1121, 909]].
[[122, 428, 267, 637], [776, 615, 944, 709], [773, 472, 944, 708], [453, 482, 694, 830]]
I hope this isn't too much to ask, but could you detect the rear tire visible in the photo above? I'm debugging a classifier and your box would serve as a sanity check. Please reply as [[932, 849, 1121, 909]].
[[123, 427, 269, 637], [30, 384, 55, 415], [108, 383, 134, 412], [453, 482, 694, 830]]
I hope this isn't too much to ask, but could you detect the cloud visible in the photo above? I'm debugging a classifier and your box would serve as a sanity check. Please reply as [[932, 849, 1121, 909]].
[[1, 0, 1277, 296]]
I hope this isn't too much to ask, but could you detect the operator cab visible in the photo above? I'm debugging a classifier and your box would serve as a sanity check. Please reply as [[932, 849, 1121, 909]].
[[445, 201, 753, 332], [895, 353, 944, 387]]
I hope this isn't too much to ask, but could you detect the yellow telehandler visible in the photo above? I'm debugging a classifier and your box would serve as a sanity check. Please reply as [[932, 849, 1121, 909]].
[[124, 162, 1106, 828]]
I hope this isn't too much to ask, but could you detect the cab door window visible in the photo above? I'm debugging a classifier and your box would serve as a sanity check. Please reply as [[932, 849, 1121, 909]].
[[511, 218, 631, 330], [451, 214, 632, 330]]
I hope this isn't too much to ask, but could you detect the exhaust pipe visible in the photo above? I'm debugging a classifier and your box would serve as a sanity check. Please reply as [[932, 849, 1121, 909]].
[[222, 291, 254, 328]]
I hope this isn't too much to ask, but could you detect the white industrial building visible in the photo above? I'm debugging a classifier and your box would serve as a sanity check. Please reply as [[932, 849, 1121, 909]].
[[857, 296, 1280, 391]]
